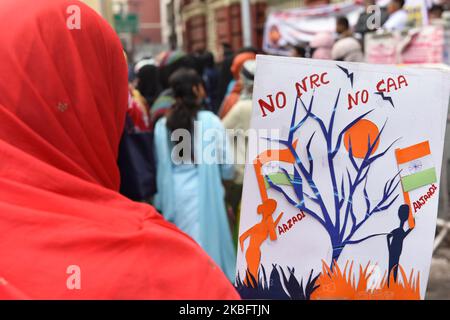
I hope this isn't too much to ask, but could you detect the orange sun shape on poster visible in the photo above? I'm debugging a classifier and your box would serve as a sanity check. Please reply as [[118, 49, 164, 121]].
[[344, 119, 380, 158]]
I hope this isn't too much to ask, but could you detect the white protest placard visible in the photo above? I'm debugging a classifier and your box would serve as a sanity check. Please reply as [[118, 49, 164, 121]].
[[235, 55, 449, 300]]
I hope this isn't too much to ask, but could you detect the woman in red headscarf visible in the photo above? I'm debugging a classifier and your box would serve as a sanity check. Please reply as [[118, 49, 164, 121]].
[[0, 0, 239, 299]]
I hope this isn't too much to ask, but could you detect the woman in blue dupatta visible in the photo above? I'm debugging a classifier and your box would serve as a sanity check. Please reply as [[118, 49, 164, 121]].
[[154, 68, 236, 281]]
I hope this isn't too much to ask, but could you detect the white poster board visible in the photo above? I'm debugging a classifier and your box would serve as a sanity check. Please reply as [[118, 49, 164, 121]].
[[235, 55, 450, 300]]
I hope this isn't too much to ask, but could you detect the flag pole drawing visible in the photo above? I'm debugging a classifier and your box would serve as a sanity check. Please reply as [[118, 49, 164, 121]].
[[395, 141, 438, 228]]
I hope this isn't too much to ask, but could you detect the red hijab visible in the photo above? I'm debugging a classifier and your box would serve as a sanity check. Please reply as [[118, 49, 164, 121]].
[[0, 0, 239, 299]]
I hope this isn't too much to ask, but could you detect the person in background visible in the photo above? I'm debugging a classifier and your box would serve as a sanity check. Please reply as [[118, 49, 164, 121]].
[[289, 44, 306, 58], [336, 16, 353, 39], [154, 68, 236, 281], [443, 0, 450, 11], [332, 36, 365, 62], [225, 47, 258, 97], [383, 0, 409, 31], [119, 57, 158, 202], [219, 49, 257, 119], [332, 16, 365, 62], [123, 55, 151, 132], [354, 0, 389, 37], [222, 59, 257, 246], [201, 51, 220, 113], [429, 4, 444, 20], [0, 0, 239, 299], [309, 32, 334, 60], [125, 59, 161, 132], [125, 48, 136, 83], [126, 89, 151, 132], [150, 50, 195, 130], [191, 49, 206, 76], [135, 60, 161, 108], [217, 43, 235, 108]]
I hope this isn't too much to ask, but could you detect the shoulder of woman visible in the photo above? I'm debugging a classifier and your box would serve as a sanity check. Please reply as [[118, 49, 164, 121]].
[[233, 99, 252, 111], [198, 110, 221, 124], [154, 116, 167, 134], [144, 215, 240, 299]]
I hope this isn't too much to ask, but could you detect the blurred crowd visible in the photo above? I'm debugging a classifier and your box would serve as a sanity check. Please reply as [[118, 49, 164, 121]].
[[121, 0, 450, 280], [122, 45, 259, 280], [289, 0, 449, 62]]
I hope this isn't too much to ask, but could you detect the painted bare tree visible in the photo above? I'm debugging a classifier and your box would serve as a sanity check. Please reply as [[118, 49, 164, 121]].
[[264, 89, 401, 267]]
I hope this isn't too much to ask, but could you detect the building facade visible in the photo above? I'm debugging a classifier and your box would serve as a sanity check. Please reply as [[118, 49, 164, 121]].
[[178, 0, 332, 56], [180, 0, 267, 56], [160, 0, 184, 49], [112, 0, 167, 60], [266, 0, 330, 10], [80, 0, 114, 24], [127, 0, 162, 44]]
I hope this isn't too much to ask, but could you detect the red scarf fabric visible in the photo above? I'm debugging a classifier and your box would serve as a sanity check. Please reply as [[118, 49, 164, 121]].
[[0, 0, 239, 299]]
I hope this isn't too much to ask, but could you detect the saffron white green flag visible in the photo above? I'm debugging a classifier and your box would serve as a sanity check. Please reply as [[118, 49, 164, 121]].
[[396, 141, 437, 192]]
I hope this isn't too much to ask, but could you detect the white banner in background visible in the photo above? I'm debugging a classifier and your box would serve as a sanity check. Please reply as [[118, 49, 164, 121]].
[[263, 0, 433, 56], [263, 1, 363, 55]]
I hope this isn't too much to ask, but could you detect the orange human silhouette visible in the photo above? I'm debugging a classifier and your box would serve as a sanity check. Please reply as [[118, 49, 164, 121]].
[[238, 140, 296, 286], [239, 198, 283, 286]]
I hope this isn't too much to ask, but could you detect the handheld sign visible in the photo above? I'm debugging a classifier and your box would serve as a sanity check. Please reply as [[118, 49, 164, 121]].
[[235, 55, 450, 300]]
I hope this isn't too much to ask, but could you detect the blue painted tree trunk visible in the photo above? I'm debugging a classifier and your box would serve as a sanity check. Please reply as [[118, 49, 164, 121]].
[[330, 242, 344, 269]]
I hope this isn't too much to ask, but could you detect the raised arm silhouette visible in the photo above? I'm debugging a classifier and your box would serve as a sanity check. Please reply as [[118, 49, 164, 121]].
[[387, 204, 415, 286], [240, 199, 284, 286]]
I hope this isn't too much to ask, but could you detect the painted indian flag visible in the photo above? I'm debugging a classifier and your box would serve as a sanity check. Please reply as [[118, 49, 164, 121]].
[[395, 141, 437, 192]]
